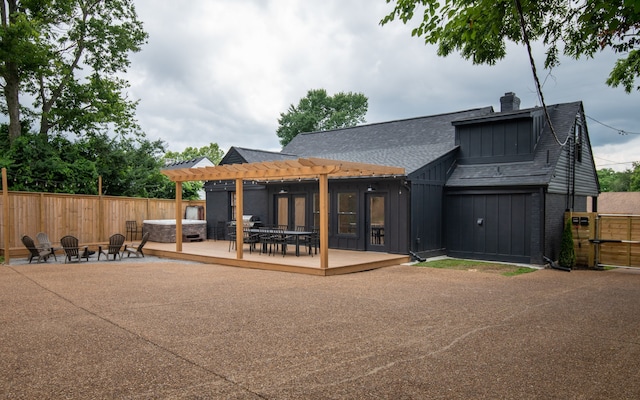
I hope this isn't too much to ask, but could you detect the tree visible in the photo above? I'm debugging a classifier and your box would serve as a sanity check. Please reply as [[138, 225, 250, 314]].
[[161, 143, 226, 200], [597, 168, 631, 192], [163, 143, 225, 165], [559, 218, 576, 269], [0, 0, 148, 143], [276, 89, 368, 146], [380, 0, 640, 93]]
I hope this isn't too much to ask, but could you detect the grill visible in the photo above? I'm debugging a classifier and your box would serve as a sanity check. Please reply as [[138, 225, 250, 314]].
[[228, 215, 262, 228]]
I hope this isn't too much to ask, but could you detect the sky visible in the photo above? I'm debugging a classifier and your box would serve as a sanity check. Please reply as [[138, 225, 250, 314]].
[[126, 0, 640, 171]]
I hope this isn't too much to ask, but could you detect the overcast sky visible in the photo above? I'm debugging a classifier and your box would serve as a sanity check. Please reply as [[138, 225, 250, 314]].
[[126, 0, 639, 171]]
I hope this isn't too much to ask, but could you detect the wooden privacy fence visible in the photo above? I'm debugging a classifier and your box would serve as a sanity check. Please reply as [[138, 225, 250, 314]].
[[568, 212, 640, 268], [0, 190, 204, 257]]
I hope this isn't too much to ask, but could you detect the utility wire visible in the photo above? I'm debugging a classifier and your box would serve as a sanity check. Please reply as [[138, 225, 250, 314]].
[[586, 115, 640, 135], [514, 0, 570, 147]]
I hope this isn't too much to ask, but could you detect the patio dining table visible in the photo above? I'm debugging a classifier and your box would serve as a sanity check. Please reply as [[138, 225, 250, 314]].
[[249, 228, 312, 257]]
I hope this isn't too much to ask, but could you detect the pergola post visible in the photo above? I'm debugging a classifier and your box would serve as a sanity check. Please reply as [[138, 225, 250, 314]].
[[235, 178, 244, 260], [175, 181, 183, 252], [319, 173, 329, 269]]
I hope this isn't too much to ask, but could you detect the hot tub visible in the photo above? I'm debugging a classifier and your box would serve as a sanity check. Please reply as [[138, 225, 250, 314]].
[[143, 219, 207, 243]]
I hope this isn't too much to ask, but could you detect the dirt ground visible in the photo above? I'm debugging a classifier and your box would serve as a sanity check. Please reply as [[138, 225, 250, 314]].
[[1, 260, 640, 399]]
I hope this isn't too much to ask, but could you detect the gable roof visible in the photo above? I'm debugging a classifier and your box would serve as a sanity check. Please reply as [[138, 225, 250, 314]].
[[163, 156, 214, 170], [220, 146, 298, 165], [446, 101, 595, 189], [281, 107, 494, 174]]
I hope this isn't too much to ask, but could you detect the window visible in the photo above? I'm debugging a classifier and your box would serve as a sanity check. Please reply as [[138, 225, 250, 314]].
[[337, 192, 357, 235], [574, 119, 583, 163], [229, 191, 236, 220]]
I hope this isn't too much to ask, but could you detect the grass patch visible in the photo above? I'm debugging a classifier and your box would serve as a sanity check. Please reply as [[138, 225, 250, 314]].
[[416, 258, 537, 276]]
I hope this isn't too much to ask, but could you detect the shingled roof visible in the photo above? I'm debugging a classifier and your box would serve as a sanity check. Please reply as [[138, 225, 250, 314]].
[[281, 107, 494, 174], [220, 147, 298, 165]]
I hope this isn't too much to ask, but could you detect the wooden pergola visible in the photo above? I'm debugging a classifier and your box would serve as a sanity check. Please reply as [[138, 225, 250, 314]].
[[162, 157, 405, 269]]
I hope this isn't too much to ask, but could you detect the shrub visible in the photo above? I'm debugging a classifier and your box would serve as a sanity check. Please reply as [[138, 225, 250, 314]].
[[559, 218, 576, 269]]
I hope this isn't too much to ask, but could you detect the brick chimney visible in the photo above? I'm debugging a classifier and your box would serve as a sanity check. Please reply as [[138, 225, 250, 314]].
[[500, 92, 520, 112]]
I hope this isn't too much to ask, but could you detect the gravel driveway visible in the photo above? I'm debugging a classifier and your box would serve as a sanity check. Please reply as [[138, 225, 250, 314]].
[[2, 261, 639, 399]]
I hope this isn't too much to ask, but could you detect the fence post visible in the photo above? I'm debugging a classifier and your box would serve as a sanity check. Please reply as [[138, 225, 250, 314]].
[[2, 168, 10, 264]]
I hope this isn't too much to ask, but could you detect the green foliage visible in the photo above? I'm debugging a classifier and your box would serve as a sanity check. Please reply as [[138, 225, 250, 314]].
[[381, 0, 640, 93], [277, 89, 368, 146], [0, 0, 148, 142], [163, 143, 224, 165], [161, 143, 226, 199], [0, 126, 180, 198], [559, 219, 576, 269], [597, 164, 640, 192]]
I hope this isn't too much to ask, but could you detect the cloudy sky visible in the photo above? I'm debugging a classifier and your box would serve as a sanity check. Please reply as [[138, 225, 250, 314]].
[[126, 0, 639, 171]]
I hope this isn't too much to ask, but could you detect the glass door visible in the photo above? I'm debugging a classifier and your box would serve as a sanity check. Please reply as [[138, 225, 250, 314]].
[[276, 194, 306, 230], [367, 194, 386, 251]]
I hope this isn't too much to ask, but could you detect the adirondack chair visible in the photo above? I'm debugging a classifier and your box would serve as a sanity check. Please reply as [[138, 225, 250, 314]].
[[60, 235, 90, 263], [36, 232, 60, 262], [122, 231, 149, 258], [21, 235, 52, 264], [98, 233, 125, 260]]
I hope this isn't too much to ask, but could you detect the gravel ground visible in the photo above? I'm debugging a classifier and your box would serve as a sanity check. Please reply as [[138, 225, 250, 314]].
[[1, 260, 640, 399]]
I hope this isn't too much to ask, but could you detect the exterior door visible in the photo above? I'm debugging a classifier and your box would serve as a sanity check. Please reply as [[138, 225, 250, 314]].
[[445, 193, 532, 263], [276, 194, 306, 229], [366, 194, 386, 251]]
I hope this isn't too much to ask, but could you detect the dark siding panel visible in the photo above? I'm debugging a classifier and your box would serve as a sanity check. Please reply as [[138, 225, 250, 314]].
[[445, 192, 534, 263], [481, 125, 492, 157], [493, 124, 505, 156], [457, 117, 535, 163]]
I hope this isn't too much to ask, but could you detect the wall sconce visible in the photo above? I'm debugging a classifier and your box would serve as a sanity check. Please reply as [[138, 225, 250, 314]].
[[367, 184, 375, 192], [279, 187, 288, 194]]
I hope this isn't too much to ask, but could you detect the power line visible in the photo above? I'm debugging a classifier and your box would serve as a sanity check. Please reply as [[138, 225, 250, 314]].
[[586, 115, 640, 135]]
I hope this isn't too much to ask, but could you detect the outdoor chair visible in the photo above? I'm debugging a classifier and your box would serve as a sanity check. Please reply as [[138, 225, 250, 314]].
[[227, 224, 237, 251], [21, 235, 52, 264], [125, 220, 142, 241], [271, 228, 291, 257], [98, 233, 125, 260], [35, 232, 60, 262], [122, 231, 149, 258], [243, 227, 260, 254], [60, 235, 90, 263]]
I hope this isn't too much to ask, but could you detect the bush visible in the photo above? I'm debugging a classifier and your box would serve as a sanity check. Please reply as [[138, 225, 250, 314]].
[[559, 218, 576, 269]]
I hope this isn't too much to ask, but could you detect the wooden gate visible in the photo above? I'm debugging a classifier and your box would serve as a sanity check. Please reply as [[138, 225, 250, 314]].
[[568, 212, 640, 268]]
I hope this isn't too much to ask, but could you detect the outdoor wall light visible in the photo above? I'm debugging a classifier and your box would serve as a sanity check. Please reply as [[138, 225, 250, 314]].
[[367, 185, 376, 192], [279, 187, 288, 194]]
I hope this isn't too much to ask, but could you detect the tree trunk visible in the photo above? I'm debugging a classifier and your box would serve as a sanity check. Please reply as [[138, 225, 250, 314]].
[[4, 62, 21, 142], [1, 0, 21, 143]]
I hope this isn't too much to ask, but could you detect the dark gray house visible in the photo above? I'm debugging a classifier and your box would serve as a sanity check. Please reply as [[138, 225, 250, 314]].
[[204, 93, 599, 264]]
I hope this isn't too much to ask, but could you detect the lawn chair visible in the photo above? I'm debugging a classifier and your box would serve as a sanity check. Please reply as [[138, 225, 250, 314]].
[[35, 232, 60, 262], [98, 233, 125, 260], [60, 235, 90, 263], [21, 235, 52, 264], [122, 231, 149, 258]]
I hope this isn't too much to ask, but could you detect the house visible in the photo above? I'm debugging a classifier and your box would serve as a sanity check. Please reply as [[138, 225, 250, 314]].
[[163, 157, 215, 200], [204, 93, 599, 264]]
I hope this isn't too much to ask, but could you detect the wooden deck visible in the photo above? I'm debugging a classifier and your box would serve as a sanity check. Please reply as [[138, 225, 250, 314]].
[[143, 239, 411, 276]]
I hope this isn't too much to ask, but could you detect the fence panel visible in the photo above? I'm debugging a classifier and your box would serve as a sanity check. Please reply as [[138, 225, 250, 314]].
[[565, 212, 640, 269], [1, 191, 204, 255]]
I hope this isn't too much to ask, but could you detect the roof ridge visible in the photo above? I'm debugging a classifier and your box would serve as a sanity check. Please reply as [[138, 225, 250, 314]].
[[296, 106, 494, 136]]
